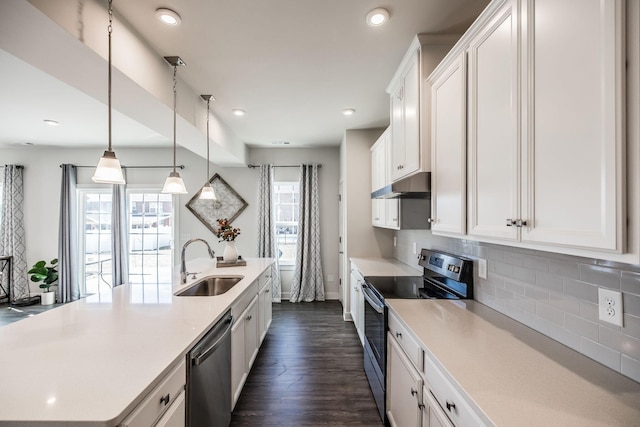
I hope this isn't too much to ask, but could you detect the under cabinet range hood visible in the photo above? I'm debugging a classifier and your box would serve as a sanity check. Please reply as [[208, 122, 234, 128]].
[[371, 172, 431, 199]]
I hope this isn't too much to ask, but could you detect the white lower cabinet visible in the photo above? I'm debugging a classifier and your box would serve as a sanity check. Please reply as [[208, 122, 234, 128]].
[[121, 359, 186, 427], [231, 294, 259, 408], [422, 386, 453, 427], [387, 334, 423, 427], [349, 264, 365, 345], [155, 390, 185, 427], [230, 266, 274, 409], [258, 272, 273, 344]]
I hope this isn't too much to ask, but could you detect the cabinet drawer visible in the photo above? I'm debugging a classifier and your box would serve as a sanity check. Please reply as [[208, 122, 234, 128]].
[[121, 358, 186, 427], [258, 268, 272, 288], [425, 356, 485, 427], [388, 311, 423, 372]]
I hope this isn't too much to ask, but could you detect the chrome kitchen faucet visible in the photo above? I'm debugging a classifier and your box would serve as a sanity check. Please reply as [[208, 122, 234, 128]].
[[180, 238, 216, 283]]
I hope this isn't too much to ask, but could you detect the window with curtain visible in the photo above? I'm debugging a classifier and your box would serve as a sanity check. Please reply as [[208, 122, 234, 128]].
[[273, 182, 299, 265], [79, 189, 174, 302]]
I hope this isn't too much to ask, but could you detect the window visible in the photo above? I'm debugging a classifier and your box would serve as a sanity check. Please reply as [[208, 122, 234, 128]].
[[80, 189, 174, 302], [273, 182, 299, 265]]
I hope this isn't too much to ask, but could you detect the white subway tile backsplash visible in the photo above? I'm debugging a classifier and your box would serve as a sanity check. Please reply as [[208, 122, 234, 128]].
[[549, 323, 581, 352], [621, 271, 640, 296], [599, 326, 640, 360], [565, 313, 599, 341], [394, 231, 640, 383], [536, 271, 564, 293], [581, 338, 621, 371], [579, 264, 621, 290], [563, 278, 598, 303], [623, 314, 640, 339], [548, 290, 580, 316], [536, 302, 565, 326], [622, 355, 640, 383], [548, 259, 581, 279]]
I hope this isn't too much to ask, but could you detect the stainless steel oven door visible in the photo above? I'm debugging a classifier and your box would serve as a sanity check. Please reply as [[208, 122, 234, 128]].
[[361, 283, 386, 373]]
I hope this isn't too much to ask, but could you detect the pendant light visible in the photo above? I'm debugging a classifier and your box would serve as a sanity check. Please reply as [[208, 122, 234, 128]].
[[162, 56, 188, 194], [199, 95, 217, 200], [92, 0, 125, 184]]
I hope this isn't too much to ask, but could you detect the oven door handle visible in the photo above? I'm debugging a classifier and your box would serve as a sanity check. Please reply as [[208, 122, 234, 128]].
[[361, 284, 385, 314]]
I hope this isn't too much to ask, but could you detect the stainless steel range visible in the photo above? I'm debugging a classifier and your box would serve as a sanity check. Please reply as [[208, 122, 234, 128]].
[[361, 249, 474, 424]]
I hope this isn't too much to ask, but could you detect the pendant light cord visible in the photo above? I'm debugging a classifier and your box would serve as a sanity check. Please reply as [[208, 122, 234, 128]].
[[206, 97, 211, 179], [107, 0, 113, 152], [172, 65, 177, 174]]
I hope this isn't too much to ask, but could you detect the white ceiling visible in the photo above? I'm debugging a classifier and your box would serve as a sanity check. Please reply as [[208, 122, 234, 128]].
[[1, 0, 490, 154]]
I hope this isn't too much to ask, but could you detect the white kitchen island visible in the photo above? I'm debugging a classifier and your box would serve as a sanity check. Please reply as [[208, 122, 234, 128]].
[[0, 257, 274, 426]]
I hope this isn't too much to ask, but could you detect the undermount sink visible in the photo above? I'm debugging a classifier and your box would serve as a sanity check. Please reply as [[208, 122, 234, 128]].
[[176, 275, 244, 296]]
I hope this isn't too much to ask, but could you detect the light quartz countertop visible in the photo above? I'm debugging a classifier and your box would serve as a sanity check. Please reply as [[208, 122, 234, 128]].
[[350, 257, 422, 277], [387, 299, 640, 427], [0, 257, 274, 426]]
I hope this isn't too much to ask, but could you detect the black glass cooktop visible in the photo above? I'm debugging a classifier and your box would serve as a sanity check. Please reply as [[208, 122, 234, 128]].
[[364, 276, 424, 299]]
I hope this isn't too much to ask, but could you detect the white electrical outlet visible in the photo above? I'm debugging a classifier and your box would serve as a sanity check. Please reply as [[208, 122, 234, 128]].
[[478, 258, 487, 279], [598, 288, 623, 327]]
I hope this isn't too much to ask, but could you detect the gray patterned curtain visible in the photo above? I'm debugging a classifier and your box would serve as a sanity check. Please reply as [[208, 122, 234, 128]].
[[1, 165, 29, 301], [58, 164, 80, 303], [290, 164, 324, 303], [256, 165, 281, 302], [111, 170, 128, 287]]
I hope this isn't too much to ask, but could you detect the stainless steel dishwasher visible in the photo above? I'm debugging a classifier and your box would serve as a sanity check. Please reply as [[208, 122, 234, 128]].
[[187, 310, 233, 427]]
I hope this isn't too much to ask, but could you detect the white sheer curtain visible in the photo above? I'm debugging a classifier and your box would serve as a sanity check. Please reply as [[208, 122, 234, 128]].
[[111, 170, 128, 287], [256, 165, 281, 302], [1, 165, 29, 301], [290, 164, 324, 302], [58, 164, 80, 302]]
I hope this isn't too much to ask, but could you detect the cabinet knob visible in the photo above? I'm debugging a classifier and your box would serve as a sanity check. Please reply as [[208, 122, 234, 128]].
[[418, 403, 425, 410], [160, 393, 170, 406], [506, 218, 516, 227], [446, 400, 456, 412], [396, 332, 402, 339], [266, 289, 270, 293], [411, 388, 418, 396], [246, 315, 252, 321]]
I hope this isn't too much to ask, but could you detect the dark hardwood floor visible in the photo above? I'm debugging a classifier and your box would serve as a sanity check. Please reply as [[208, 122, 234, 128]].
[[230, 300, 383, 427]]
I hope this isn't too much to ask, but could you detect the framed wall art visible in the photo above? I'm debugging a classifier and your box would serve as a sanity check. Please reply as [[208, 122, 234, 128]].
[[186, 173, 248, 234]]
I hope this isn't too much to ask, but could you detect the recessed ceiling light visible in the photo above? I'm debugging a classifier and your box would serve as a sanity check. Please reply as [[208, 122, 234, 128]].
[[156, 8, 181, 26], [232, 109, 246, 116], [43, 119, 60, 126], [366, 8, 389, 27], [342, 108, 356, 116]]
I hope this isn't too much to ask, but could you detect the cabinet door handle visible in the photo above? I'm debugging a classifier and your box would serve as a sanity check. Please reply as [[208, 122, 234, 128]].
[[411, 388, 418, 396], [396, 332, 402, 339], [418, 403, 425, 410], [446, 400, 456, 411], [160, 393, 170, 406], [506, 218, 516, 227], [266, 289, 270, 294], [246, 315, 252, 321]]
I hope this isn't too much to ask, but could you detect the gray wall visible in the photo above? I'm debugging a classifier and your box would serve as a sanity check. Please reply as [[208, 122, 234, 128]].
[[394, 230, 640, 383]]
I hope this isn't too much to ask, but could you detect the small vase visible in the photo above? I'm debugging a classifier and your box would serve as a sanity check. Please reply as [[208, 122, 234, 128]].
[[223, 241, 238, 262], [41, 291, 55, 306]]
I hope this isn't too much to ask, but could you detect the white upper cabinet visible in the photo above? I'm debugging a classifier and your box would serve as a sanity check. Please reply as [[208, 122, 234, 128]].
[[467, 0, 520, 241], [519, 0, 625, 251], [387, 35, 458, 183], [429, 52, 468, 236], [461, 0, 625, 253], [371, 128, 401, 229]]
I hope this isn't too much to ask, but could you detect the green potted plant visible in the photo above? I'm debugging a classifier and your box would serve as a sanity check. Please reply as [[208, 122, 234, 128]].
[[28, 258, 58, 305]]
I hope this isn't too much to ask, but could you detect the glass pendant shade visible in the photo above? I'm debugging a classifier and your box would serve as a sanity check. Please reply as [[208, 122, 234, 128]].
[[162, 171, 188, 194], [92, 150, 125, 184], [199, 183, 217, 200]]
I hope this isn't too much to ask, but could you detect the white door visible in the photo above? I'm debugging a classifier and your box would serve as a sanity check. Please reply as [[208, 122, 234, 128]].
[[467, 0, 520, 241], [520, 0, 625, 251], [431, 52, 467, 236]]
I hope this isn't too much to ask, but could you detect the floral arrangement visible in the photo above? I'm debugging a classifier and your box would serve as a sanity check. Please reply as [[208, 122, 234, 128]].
[[215, 218, 241, 242]]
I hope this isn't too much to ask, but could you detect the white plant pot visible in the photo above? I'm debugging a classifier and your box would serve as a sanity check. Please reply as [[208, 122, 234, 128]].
[[41, 291, 55, 306]]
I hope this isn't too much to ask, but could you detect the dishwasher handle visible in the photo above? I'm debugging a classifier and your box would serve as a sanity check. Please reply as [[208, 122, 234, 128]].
[[192, 315, 233, 366]]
